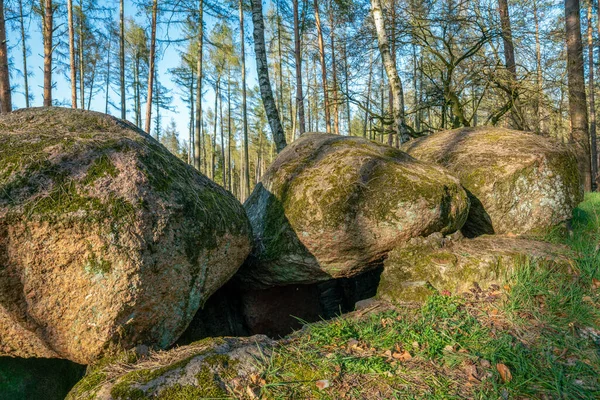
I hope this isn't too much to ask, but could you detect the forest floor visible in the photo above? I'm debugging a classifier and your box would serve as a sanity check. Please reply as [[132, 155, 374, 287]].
[[249, 194, 600, 399]]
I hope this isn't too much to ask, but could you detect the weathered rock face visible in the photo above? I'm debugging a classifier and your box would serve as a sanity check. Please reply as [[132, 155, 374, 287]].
[[0, 108, 252, 364], [377, 234, 572, 302], [240, 133, 470, 288], [67, 336, 273, 400], [403, 127, 583, 237]]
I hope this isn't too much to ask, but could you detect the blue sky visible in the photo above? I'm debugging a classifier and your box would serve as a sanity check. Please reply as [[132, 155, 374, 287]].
[[6, 0, 261, 143]]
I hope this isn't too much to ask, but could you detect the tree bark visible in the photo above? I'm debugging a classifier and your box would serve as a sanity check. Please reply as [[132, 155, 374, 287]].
[[0, 0, 11, 113], [498, 0, 522, 129], [68, 0, 77, 108], [43, 0, 53, 107], [314, 0, 331, 134], [78, 0, 84, 109], [120, 0, 126, 119], [328, 4, 339, 135], [293, 0, 306, 135], [194, 0, 203, 170], [251, 0, 287, 153], [533, 0, 544, 134], [587, 0, 598, 188], [371, 0, 408, 143], [18, 0, 29, 107], [145, 0, 158, 133], [565, 0, 592, 191], [239, 0, 250, 199]]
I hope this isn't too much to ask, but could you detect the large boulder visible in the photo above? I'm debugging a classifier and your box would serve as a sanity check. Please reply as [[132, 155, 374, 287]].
[[403, 127, 583, 237], [0, 108, 252, 364], [240, 133, 470, 288], [377, 234, 572, 302]]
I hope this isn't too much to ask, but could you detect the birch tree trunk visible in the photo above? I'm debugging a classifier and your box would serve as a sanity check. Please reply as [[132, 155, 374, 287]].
[[239, 0, 250, 199], [565, 0, 592, 191], [314, 0, 331, 134], [43, 0, 53, 107], [251, 0, 287, 153], [293, 0, 306, 135], [145, 0, 158, 133], [0, 0, 11, 113], [68, 0, 77, 108], [371, 0, 408, 143]]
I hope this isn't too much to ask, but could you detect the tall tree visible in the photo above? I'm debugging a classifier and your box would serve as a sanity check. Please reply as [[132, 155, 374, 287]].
[[239, 0, 250, 198], [0, 0, 11, 113], [497, 0, 522, 129], [194, 0, 203, 171], [145, 0, 158, 133], [18, 0, 30, 107], [371, 0, 408, 143], [68, 0, 77, 108], [293, 0, 306, 135], [314, 0, 331, 134], [120, 0, 126, 119], [42, 0, 53, 107], [587, 0, 598, 188], [251, 0, 287, 153], [565, 0, 592, 191]]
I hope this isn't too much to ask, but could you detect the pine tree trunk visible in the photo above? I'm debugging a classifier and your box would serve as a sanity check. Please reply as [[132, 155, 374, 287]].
[[18, 0, 29, 108], [0, 0, 11, 113], [120, 0, 126, 119], [251, 0, 287, 153], [78, 0, 84, 109], [565, 0, 592, 191], [194, 0, 203, 170], [363, 52, 373, 138], [371, 0, 408, 143], [328, 6, 339, 135], [293, 0, 306, 135], [587, 0, 598, 188], [43, 0, 53, 107], [68, 0, 77, 108], [533, 0, 544, 134], [239, 0, 250, 199], [145, 0, 158, 133], [498, 0, 523, 130], [314, 0, 331, 134]]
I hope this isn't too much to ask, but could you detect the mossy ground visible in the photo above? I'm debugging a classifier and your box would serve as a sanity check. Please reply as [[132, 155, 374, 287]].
[[254, 194, 600, 398]]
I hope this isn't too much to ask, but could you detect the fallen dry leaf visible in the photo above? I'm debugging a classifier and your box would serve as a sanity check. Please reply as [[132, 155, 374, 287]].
[[392, 351, 412, 361], [592, 278, 600, 289], [496, 363, 512, 383], [316, 380, 330, 390]]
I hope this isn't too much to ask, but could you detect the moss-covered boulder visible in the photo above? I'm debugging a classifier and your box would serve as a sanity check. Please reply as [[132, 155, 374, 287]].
[[403, 127, 583, 237], [377, 234, 572, 302], [66, 336, 273, 400], [240, 133, 470, 288], [0, 108, 252, 364]]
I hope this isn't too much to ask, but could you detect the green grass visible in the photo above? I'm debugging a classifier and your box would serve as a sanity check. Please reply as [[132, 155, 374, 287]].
[[256, 194, 600, 399]]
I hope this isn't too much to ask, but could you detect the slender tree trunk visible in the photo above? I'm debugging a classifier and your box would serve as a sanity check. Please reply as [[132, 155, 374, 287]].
[[134, 56, 140, 126], [293, 0, 306, 135], [533, 0, 544, 134], [328, 5, 339, 135], [276, 2, 284, 129], [344, 39, 351, 134], [314, 0, 331, 133], [105, 32, 112, 114], [220, 80, 225, 187], [565, 0, 592, 191], [42, 0, 53, 107], [363, 51, 373, 138], [251, 0, 287, 152], [0, 0, 10, 113], [194, 0, 203, 170], [87, 57, 97, 110], [227, 72, 232, 191], [189, 68, 194, 165], [239, 0, 250, 199], [371, 0, 408, 143], [120, 0, 126, 119], [68, 0, 77, 108], [18, 0, 29, 107], [413, 44, 420, 132], [212, 82, 218, 180], [588, 0, 598, 188], [498, 0, 522, 129], [78, 0, 84, 109], [145, 0, 158, 133]]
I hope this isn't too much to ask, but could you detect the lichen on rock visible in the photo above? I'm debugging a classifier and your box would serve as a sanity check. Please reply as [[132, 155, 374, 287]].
[[0, 107, 252, 364], [239, 133, 470, 288], [403, 127, 583, 236]]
